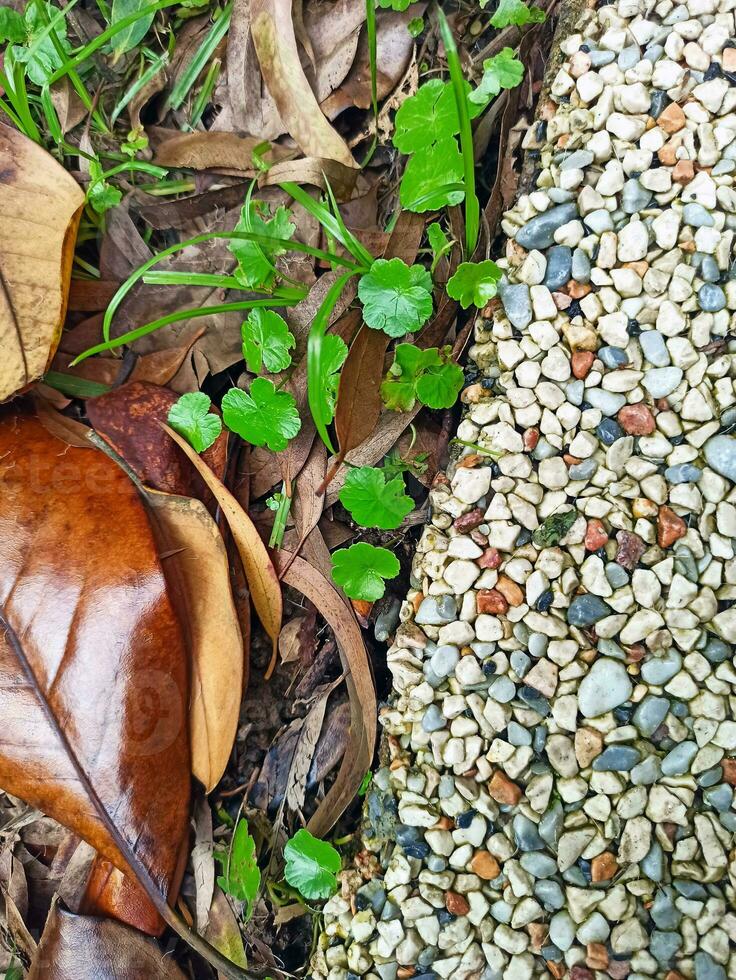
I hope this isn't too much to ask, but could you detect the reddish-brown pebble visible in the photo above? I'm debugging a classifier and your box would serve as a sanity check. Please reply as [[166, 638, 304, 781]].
[[591, 851, 618, 882], [567, 281, 592, 299], [479, 547, 501, 569], [572, 351, 595, 379], [445, 892, 469, 916], [454, 508, 485, 533], [489, 771, 522, 805], [585, 518, 608, 551], [571, 968, 595, 980], [608, 961, 631, 980], [618, 403, 655, 435], [657, 101, 686, 133], [469, 851, 501, 880], [657, 505, 687, 548], [722, 759, 736, 785], [524, 428, 540, 451], [673, 159, 694, 183], [477, 589, 509, 615], [495, 574, 524, 607], [586, 943, 608, 971], [615, 529, 646, 570]]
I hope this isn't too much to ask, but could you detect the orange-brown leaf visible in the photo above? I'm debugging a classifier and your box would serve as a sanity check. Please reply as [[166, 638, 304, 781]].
[[163, 424, 283, 661], [0, 410, 190, 933]]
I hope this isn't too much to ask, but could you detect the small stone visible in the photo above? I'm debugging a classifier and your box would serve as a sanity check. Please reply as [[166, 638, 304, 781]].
[[657, 506, 687, 548], [698, 283, 726, 312], [618, 403, 655, 435], [578, 658, 633, 719], [567, 594, 612, 627], [590, 852, 618, 882], [489, 771, 522, 805], [615, 530, 646, 570], [657, 101, 686, 133], [572, 351, 595, 379], [516, 204, 579, 251], [585, 519, 608, 551], [469, 851, 501, 880], [639, 331, 670, 367], [704, 435, 736, 482], [642, 367, 683, 399]]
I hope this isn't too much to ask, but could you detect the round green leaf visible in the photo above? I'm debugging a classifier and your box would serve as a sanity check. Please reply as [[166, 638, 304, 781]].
[[331, 542, 400, 601], [241, 309, 295, 374], [221, 378, 301, 452], [399, 139, 465, 213], [358, 258, 433, 337], [167, 391, 222, 453], [339, 466, 414, 530], [446, 260, 502, 309], [283, 829, 341, 901]]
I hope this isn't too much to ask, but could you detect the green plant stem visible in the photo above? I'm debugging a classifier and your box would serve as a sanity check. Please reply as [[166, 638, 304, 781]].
[[167, 2, 232, 110], [437, 8, 479, 255], [42, 371, 110, 398], [280, 181, 374, 269], [268, 483, 292, 549], [307, 271, 354, 454], [111, 51, 169, 125]]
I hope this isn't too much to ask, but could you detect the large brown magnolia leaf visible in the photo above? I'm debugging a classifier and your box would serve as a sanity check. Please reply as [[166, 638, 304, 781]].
[[0, 409, 190, 932], [0, 125, 84, 401], [29, 902, 187, 980]]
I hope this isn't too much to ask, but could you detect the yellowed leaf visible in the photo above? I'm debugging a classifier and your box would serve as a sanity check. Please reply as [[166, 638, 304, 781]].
[[0, 124, 84, 401], [144, 490, 244, 793], [250, 0, 357, 168], [162, 424, 283, 662]]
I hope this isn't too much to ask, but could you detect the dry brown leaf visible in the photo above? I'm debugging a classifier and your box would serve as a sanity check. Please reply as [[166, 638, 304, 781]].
[[191, 795, 215, 934], [276, 553, 376, 836], [204, 888, 247, 970], [250, 0, 357, 167], [145, 491, 243, 793], [163, 424, 283, 669], [152, 130, 294, 173], [285, 687, 330, 813], [303, 0, 365, 102], [259, 157, 358, 200], [29, 901, 188, 979], [0, 124, 84, 401]]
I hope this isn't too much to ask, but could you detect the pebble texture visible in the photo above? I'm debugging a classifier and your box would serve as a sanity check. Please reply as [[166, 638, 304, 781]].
[[312, 1, 736, 979]]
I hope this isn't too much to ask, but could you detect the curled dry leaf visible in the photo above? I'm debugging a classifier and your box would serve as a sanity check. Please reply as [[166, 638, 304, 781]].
[[86, 381, 227, 504], [144, 490, 243, 793], [29, 901, 187, 980], [276, 553, 376, 836], [152, 130, 294, 173], [0, 124, 84, 401], [259, 158, 358, 200], [250, 0, 357, 168], [163, 424, 283, 669], [0, 410, 190, 933]]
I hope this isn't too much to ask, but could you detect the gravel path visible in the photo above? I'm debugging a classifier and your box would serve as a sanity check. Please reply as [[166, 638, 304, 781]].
[[313, 1, 736, 978]]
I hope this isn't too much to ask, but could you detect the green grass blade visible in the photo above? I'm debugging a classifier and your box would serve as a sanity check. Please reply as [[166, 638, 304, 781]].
[[437, 9, 479, 255], [307, 271, 354, 454], [100, 231, 364, 343], [73, 298, 302, 365], [167, 2, 232, 110], [43, 371, 110, 398], [46, 0, 181, 85], [280, 181, 374, 269], [188, 56, 220, 128], [110, 50, 168, 125], [365, 0, 378, 130]]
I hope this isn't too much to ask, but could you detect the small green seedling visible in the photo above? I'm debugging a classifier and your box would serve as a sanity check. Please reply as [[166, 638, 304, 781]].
[[230, 200, 296, 289], [490, 0, 546, 28], [427, 222, 454, 273], [381, 344, 464, 412], [87, 157, 123, 215], [339, 466, 414, 530], [471, 48, 525, 104], [242, 309, 295, 374], [319, 333, 349, 421], [221, 378, 301, 452], [5, 1, 71, 86], [283, 828, 341, 901], [447, 260, 503, 309], [331, 542, 400, 602], [407, 15, 424, 37], [400, 138, 465, 213], [167, 392, 222, 453], [215, 817, 261, 919], [358, 258, 433, 337], [532, 509, 578, 549]]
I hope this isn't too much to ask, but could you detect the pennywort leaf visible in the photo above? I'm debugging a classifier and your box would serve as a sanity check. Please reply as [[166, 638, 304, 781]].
[[242, 309, 295, 374], [446, 260, 503, 309], [427, 222, 454, 272], [87, 158, 123, 215], [167, 392, 222, 453], [216, 818, 260, 918], [377, 0, 414, 8], [400, 138, 464, 213], [381, 344, 464, 412], [331, 542, 400, 602], [222, 378, 301, 452], [320, 333, 349, 420], [339, 466, 414, 530], [283, 829, 341, 901], [490, 0, 546, 27], [358, 258, 433, 337], [393, 79, 487, 154], [470, 48, 525, 104], [230, 201, 296, 289]]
